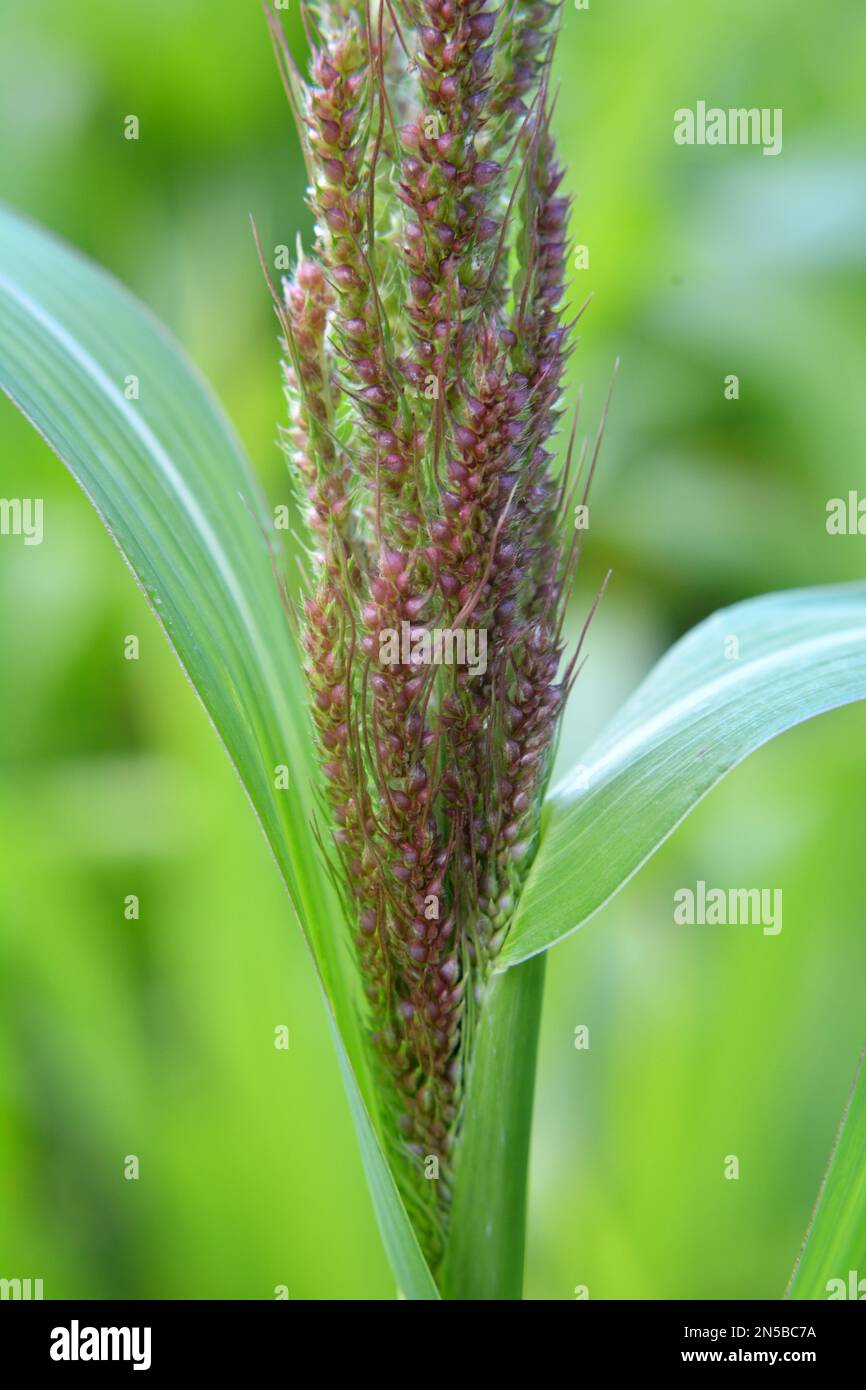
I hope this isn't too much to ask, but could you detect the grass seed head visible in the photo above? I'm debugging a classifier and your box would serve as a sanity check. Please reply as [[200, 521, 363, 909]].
[[274, 0, 586, 1262]]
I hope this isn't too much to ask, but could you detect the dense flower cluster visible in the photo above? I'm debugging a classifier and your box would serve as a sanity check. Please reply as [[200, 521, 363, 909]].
[[272, 0, 585, 1257]]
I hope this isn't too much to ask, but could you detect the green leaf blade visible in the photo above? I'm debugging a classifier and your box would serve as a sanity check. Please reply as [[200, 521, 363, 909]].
[[788, 1044, 866, 1299], [501, 584, 866, 968], [0, 204, 438, 1298]]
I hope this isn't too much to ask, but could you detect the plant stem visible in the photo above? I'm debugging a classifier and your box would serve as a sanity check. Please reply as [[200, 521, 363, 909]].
[[439, 953, 546, 1299]]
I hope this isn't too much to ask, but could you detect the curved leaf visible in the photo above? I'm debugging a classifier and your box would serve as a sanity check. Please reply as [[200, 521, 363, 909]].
[[500, 583, 866, 969], [0, 204, 437, 1299], [788, 1043, 866, 1299]]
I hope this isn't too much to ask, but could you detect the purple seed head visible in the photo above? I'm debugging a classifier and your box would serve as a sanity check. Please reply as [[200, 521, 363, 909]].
[[274, 0, 591, 1255]]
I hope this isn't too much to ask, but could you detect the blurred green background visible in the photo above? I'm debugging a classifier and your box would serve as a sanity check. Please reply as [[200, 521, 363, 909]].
[[1, 0, 865, 1299]]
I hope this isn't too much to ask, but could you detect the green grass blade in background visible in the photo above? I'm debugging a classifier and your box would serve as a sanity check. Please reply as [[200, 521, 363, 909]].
[[788, 1044, 866, 1300], [0, 204, 437, 1299], [501, 584, 866, 969], [440, 955, 546, 1299]]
